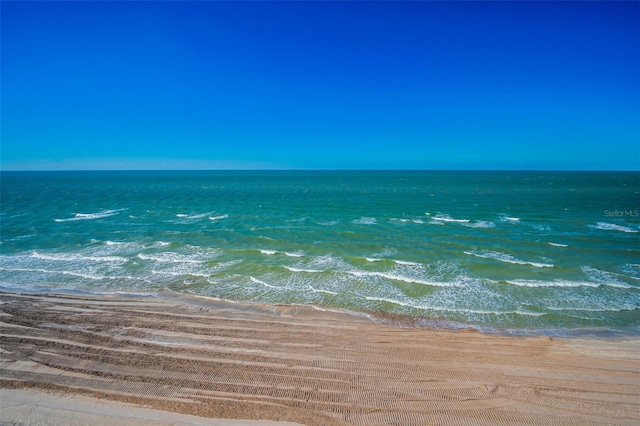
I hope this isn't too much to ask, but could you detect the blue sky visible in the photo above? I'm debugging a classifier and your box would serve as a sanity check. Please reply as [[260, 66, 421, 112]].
[[2, 1, 639, 170]]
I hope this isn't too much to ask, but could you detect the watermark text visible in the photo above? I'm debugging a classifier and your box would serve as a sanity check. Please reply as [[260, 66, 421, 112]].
[[604, 209, 639, 217]]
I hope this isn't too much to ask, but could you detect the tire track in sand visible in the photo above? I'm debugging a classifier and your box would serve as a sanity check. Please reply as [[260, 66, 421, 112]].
[[1, 292, 638, 425]]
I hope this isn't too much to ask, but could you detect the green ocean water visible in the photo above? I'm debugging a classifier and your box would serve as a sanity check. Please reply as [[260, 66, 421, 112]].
[[1, 171, 639, 335]]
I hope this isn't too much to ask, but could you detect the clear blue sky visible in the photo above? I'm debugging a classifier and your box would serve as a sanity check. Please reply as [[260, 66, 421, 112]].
[[2, 1, 639, 170]]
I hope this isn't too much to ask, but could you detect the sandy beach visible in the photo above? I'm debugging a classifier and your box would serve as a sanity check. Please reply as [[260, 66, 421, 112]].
[[1, 291, 638, 425]]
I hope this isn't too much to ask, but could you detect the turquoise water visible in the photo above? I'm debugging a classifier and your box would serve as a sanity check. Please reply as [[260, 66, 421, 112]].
[[1, 171, 639, 335]]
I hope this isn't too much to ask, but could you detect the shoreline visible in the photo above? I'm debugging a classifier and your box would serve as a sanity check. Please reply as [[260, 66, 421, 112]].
[[2, 286, 639, 339], [1, 290, 639, 425]]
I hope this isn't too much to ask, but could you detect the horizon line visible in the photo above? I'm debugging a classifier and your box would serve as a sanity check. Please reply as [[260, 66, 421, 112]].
[[2, 168, 639, 173]]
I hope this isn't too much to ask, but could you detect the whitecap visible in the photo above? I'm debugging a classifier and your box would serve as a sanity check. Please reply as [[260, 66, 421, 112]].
[[591, 222, 638, 233], [391, 218, 410, 223], [175, 212, 216, 220], [353, 217, 377, 225], [31, 251, 127, 263], [504, 279, 600, 288], [546, 306, 637, 313], [250, 276, 279, 289], [580, 266, 634, 289], [347, 270, 455, 287], [431, 214, 470, 223], [365, 296, 414, 308], [284, 266, 324, 273], [463, 220, 495, 229], [499, 215, 520, 223], [620, 264, 640, 280], [55, 209, 125, 222], [187, 212, 210, 219], [137, 253, 204, 264], [259, 249, 277, 255], [464, 250, 553, 268], [309, 286, 338, 295], [0, 266, 106, 281], [209, 214, 229, 221], [429, 306, 545, 317], [393, 259, 423, 266], [548, 242, 568, 247], [284, 252, 304, 258], [287, 217, 308, 223]]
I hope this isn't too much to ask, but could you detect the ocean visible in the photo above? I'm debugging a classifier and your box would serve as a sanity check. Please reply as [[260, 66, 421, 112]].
[[1, 170, 638, 336]]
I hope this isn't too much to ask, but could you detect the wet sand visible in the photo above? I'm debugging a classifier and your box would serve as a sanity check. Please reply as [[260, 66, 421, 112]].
[[1, 291, 638, 425]]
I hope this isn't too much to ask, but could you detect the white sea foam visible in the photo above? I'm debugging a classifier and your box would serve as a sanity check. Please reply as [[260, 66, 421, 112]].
[[499, 215, 520, 223], [431, 214, 470, 223], [260, 249, 277, 255], [4, 234, 36, 242], [505, 279, 600, 288], [363, 297, 540, 317], [365, 296, 414, 308], [580, 266, 634, 289], [548, 242, 568, 247], [464, 250, 554, 268], [393, 259, 423, 267], [353, 217, 377, 225], [0, 267, 106, 281], [250, 276, 278, 289], [175, 212, 215, 220], [55, 209, 125, 222], [380, 246, 398, 256], [284, 252, 304, 258], [620, 264, 640, 280], [287, 217, 308, 223], [187, 212, 210, 219], [428, 306, 545, 317], [365, 257, 383, 262], [347, 270, 454, 287], [188, 272, 212, 277], [151, 270, 209, 277], [591, 222, 638, 233], [105, 240, 127, 246], [209, 214, 229, 221], [284, 266, 324, 273], [463, 220, 495, 229], [546, 306, 637, 313], [309, 286, 338, 295], [31, 251, 127, 263], [137, 253, 204, 264]]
